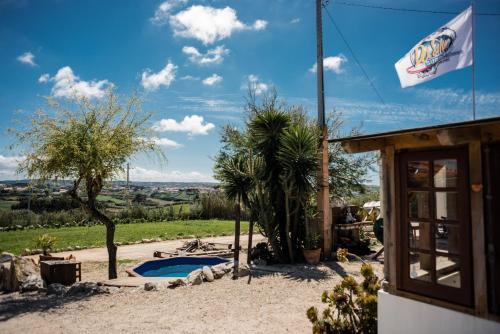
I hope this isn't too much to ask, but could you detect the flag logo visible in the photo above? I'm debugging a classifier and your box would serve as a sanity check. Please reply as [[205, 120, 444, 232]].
[[395, 6, 473, 88], [408, 28, 456, 77]]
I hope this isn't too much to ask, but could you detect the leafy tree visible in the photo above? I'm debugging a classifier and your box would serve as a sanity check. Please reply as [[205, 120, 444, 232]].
[[12, 90, 160, 279], [328, 111, 377, 200]]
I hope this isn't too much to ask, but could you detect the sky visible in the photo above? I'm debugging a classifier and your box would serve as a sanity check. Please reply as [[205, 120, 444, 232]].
[[1, 0, 500, 183]]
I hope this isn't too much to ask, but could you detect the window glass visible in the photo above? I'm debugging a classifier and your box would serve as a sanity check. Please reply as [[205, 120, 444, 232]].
[[409, 221, 432, 250], [409, 191, 430, 219], [408, 161, 429, 188], [434, 159, 457, 188], [409, 252, 432, 282], [435, 192, 458, 221], [436, 255, 461, 288], [435, 224, 460, 254]]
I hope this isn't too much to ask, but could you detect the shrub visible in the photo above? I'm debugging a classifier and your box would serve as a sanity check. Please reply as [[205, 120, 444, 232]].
[[35, 234, 57, 255], [307, 263, 380, 334]]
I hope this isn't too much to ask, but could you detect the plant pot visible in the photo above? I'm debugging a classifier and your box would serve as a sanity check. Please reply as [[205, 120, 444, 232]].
[[303, 248, 321, 264]]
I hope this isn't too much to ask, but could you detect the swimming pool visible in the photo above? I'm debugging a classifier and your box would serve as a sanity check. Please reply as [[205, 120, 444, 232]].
[[129, 256, 230, 278]]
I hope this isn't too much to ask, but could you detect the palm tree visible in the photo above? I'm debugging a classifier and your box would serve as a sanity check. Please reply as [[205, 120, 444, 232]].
[[278, 123, 319, 262], [214, 154, 253, 278]]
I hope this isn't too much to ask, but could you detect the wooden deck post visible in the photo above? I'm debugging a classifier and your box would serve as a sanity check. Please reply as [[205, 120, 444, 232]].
[[469, 140, 488, 315]]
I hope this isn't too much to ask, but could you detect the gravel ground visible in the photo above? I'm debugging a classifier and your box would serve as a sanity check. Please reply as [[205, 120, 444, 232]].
[[0, 259, 383, 334]]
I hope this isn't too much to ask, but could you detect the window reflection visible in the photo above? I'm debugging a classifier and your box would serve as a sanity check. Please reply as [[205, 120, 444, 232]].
[[408, 161, 429, 188], [435, 224, 460, 254], [409, 221, 432, 250], [409, 191, 430, 219], [434, 159, 457, 188], [436, 255, 461, 288], [435, 192, 458, 220], [409, 252, 432, 282]]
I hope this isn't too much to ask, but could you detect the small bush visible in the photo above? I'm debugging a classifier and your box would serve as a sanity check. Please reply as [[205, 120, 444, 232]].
[[35, 234, 57, 255], [307, 263, 380, 334]]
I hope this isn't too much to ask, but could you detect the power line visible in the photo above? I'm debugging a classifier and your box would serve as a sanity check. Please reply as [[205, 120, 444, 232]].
[[322, 4, 386, 105], [330, 1, 500, 16]]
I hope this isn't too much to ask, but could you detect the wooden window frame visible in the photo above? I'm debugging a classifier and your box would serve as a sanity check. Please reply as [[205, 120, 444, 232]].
[[396, 147, 474, 307]]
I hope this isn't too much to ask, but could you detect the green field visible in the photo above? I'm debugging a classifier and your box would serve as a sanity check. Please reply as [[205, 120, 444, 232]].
[[0, 219, 248, 255]]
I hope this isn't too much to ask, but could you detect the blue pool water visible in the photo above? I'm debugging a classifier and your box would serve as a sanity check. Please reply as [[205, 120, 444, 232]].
[[132, 256, 230, 278]]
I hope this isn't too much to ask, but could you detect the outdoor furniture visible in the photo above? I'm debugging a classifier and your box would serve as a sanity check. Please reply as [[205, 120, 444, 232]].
[[40, 260, 82, 285]]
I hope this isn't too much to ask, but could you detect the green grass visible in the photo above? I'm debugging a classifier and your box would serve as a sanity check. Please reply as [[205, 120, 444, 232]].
[[96, 194, 127, 206], [0, 200, 18, 211], [0, 219, 248, 255]]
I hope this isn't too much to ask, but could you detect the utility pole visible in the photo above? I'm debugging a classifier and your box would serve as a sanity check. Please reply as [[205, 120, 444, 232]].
[[316, 0, 332, 258]]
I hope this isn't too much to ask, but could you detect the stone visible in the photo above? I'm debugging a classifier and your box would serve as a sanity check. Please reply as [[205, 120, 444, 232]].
[[168, 278, 186, 287], [66, 282, 109, 296], [20, 275, 46, 293], [0, 261, 13, 291], [0, 252, 14, 263], [144, 282, 158, 291], [211, 264, 227, 279], [1, 257, 40, 292], [202, 266, 214, 282], [47, 283, 67, 295], [237, 263, 251, 277], [187, 269, 203, 286]]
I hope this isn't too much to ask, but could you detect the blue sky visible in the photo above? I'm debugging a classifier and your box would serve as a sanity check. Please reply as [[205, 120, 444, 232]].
[[1, 0, 499, 183]]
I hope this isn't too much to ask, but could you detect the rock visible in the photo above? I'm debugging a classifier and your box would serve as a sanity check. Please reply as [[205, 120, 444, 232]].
[[47, 283, 67, 295], [202, 266, 214, 282], [211, 264, 227, 279], [66, 282, 109, 296], [0, 252, 14, 263], [20, 275, 46, 293], [0, 261, 12, 291], [237, 263, 251, 277], [187, 269, 203, 286], [168, 278, 186, 287], [1, 257, 40, 292], [144, 282, 158, 291]]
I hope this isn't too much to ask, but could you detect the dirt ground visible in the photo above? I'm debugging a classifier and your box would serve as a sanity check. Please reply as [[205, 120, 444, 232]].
[[0, 237, 384, 334]]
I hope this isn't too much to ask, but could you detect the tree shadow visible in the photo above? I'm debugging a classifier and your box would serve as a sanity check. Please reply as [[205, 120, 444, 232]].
[[248, 260, 351, 283], [0, 292, 99, 322]]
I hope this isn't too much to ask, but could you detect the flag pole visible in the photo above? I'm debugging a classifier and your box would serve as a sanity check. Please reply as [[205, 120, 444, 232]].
[[471, 1, 476, 120]]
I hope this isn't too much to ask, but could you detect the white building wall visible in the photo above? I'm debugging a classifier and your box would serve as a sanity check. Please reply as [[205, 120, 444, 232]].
[[378, 290, 500, 334]]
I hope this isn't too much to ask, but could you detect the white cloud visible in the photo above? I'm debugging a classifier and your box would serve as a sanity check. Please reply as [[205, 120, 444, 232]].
[[182, 45, 229, 65], [141, 61, 177, 91], [126, 166, 214, 182], [38, 73, 50, 83], [169, 5, 267, 45], [151, 0, 188, 25], [0, 155, 24, 179], [149, 137, 183, 148], [202, 74, 222, 86], [40, 66, 113, 99], [310, 54, 347, 74], [180, 75, 200, 81], [252, 19, 268, 30], [152, 115, 215, 136], [246, 74, 268, 95], [290, 18, 301, 24], [17, 51, 37, 66]]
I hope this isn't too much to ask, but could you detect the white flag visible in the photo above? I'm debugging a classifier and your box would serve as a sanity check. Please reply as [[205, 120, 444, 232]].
[[395, 6, 473, 88]]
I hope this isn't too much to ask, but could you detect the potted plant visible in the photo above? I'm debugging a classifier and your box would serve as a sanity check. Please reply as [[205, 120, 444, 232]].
[[35, 234, 57, 255], [303, 233, 322, 264]]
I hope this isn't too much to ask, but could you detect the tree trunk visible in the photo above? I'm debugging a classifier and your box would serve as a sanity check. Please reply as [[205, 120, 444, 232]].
[[247, 220, 254, 265], [284, 189, 294, 264], [233, 201, 241, 279], [105, 221, 118, 279]]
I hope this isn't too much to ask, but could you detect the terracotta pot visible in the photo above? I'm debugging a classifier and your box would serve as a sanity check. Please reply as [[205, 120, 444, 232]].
[[303, 248, 321, 265]]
